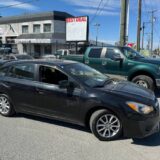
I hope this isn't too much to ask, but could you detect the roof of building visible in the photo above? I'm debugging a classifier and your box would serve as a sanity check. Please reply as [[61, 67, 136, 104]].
[[0, 11, 73, 24]]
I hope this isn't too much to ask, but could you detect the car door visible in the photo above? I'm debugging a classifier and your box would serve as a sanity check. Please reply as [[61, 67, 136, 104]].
[[84, 48, 105, 72], [3, 63, 38, 112], [35, 65, 82, 122], [104, 48, 124, 75]]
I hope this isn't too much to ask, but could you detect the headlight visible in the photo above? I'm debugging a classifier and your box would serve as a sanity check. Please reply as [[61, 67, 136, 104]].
[[126, 101, 154, 114]]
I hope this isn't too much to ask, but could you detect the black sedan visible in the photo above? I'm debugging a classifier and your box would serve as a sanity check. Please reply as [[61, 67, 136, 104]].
[[2, 54, 33, 61], [0, 60, 159, 141]]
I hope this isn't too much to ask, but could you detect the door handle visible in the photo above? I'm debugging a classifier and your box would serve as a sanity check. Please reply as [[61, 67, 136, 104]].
[[1, 82, 11, 89], [102, 61, 107, 66], [36, 88, 44, 95]]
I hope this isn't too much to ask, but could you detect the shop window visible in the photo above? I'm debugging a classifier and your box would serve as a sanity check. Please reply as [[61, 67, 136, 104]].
[[44, 45, 52, 54]]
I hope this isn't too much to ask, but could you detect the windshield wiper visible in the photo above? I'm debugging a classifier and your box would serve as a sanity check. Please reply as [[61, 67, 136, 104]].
[[93, 78, 113, 88]]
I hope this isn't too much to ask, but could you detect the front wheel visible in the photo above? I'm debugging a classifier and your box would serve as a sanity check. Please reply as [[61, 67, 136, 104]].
[[131, 75, 155, 91], [89, 109, 122, 141]]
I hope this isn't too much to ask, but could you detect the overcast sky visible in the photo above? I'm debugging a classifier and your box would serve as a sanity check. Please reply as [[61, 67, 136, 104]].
[[0, 0, 160, 48]]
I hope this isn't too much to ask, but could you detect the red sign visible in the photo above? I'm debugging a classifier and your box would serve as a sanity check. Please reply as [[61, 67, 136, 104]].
[[66, 17, 87, 23], [127, 43, 135, 48]]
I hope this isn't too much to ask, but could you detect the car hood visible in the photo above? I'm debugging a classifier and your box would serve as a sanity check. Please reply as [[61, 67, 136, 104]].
[[98, 80, 155, 102], [136, 57, 160, 65]]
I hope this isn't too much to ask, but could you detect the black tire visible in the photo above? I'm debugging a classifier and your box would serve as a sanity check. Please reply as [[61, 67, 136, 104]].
[[0, 94, 15, 117], [89, 109, 122, 141], [132, 75, 155, 91]]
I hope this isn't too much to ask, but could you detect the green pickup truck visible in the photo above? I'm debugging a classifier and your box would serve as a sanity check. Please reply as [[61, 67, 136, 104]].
[[62, 46, 160, 91]]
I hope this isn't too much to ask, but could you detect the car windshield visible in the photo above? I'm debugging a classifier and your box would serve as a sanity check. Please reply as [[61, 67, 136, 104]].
[[121, 47, 144, 59], [62, 63, 110, 88]]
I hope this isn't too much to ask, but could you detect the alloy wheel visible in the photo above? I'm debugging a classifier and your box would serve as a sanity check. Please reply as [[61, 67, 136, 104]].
[[0, 96, 11, 115], [96, 114, 121, 138], [135, 80, 148, 88]]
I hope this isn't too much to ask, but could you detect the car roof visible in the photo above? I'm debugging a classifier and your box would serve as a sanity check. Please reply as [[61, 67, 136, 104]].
[[2, 59, 78, 68]]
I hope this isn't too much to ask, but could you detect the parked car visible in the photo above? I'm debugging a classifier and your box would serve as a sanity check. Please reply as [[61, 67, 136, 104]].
[[0, 60, 159, 141], [61, 46, 160, 91], [55, 49, 75, 58], [40, 54, 56, 59], [2, 54, 33, 61]]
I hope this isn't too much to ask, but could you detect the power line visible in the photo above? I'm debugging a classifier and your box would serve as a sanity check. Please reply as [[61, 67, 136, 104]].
[[90, 0, 104, 24], [97, 0, 110, 17], [0, 0, 38, 10]]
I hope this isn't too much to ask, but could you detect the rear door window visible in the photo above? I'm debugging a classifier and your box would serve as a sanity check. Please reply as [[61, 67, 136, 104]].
[[8, 63, 35, 80], [88, 48, 102, 58]]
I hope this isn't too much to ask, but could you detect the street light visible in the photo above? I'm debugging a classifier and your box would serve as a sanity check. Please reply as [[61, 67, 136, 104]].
[[94, 23, 100, 46]]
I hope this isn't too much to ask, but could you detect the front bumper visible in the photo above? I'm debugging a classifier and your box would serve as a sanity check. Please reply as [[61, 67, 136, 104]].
[[123, 115, 160, 138]]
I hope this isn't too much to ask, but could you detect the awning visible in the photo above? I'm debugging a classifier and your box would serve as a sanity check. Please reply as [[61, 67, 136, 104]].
[[15, 33, 66, 44]]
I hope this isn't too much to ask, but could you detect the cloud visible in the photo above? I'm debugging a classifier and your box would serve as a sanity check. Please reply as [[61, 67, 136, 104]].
[[77, 8, 119, 16], [0, 0, 38, 10], [63, 0, 120, 16]]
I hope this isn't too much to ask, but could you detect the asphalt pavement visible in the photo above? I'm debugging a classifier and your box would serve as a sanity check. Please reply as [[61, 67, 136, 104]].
[[0, 92, 160, 160]]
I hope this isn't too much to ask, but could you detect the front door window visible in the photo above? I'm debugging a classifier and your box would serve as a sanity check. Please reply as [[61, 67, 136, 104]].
[[39, 66, 68, 85]]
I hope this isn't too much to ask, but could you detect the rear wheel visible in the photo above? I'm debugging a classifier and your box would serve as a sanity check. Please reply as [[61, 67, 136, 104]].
[[131, 75, 155, 91], [0, 94, 15, 117], [89, 109, 122, 141]]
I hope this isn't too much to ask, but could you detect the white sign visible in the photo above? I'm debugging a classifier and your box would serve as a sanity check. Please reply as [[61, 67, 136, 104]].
[[66, 16, 88, 42]]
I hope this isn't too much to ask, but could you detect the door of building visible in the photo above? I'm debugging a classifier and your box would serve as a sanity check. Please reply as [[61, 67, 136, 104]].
[[34, 44, 41, 58]]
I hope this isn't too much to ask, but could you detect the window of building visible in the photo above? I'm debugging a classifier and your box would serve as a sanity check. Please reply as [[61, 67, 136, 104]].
[[44, 45, 52, 54], [44, 24, 51, 32], [88, 48, 102, 58], [39, 66, 68, 85], [22, 25, 29, 34], [8, 64, 35, 80], [33, 24, 41, 33]]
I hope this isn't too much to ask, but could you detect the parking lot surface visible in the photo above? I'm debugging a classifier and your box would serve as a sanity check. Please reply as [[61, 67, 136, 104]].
[[0, 94, 160, 160]]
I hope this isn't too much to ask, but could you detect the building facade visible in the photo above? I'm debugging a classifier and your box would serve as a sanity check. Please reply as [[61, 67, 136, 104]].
[[0, 11, 73, 57]]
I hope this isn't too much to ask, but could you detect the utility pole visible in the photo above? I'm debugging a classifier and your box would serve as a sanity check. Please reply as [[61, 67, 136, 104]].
[[145, 33, 151, 50], [120, 0, 129, 46], [151, 11, 154, 52], [142, 22, 145, 50], [142, 21, 151, 50], [150, 10, 157, 52], [136, 0, 142, 52], [94, 23, 100, 46]]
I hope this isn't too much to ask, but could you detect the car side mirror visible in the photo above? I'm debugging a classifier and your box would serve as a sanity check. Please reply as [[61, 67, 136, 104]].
[[112, 54, 123, 61], [59, 80, 69, 89], [59, 80, 75, 89]]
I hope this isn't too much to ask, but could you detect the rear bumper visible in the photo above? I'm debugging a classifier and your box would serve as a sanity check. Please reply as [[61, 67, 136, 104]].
[[123, 115, 160, 138]]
